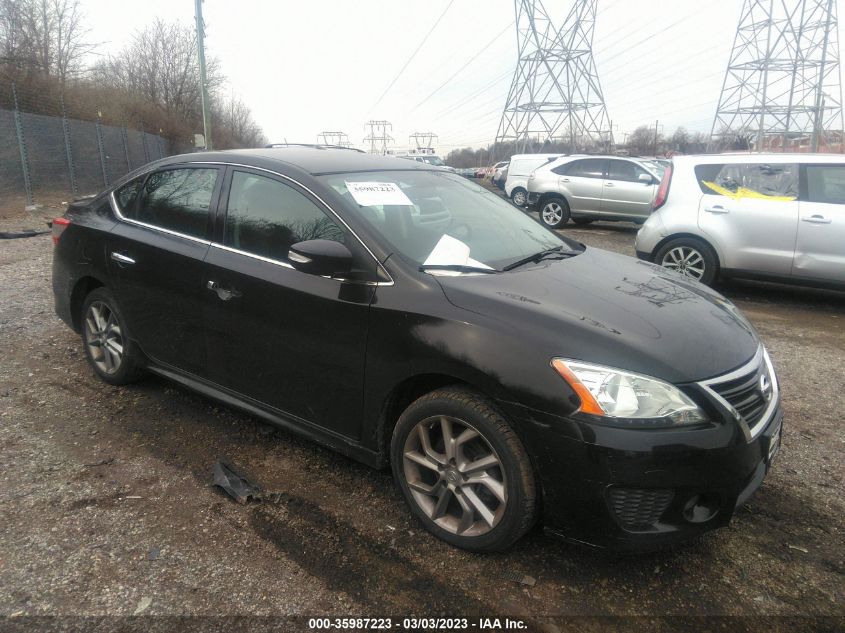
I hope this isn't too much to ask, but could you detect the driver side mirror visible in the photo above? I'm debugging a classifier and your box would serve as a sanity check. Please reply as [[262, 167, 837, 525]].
[[288, 240, 352, 277], [638, 173, 655, 184]]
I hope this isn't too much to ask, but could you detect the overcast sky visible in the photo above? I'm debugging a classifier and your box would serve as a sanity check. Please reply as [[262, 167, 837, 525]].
[[81, 0, 843, 152]]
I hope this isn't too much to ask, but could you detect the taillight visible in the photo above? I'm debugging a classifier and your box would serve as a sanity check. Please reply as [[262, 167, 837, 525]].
[[653, 164, 673, 210], [51, 217, 70, 245]]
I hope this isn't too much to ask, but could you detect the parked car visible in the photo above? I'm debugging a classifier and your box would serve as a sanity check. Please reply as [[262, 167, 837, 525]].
[[504, 154, 562, 206], [486, 160, 508, 180], [455, 167, 476, 178], [396, 154, 456, 173], [491, 161, 509, 189], [474, 167, 487, 178], [52, 147, 782, 552], [636, 154, 845, 287], [527, 156, 661, 228]]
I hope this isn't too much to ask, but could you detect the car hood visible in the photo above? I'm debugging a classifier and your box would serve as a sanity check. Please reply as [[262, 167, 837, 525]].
[[435, 247, 760, 384]]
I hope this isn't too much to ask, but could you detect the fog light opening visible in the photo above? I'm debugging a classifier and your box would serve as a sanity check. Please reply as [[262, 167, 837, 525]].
[[683, 494, 719, 524]]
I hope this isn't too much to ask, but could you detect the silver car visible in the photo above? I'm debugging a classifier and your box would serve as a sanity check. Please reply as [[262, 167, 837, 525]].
[[526, 156, 661, 228], [635, 153, 845, 288]]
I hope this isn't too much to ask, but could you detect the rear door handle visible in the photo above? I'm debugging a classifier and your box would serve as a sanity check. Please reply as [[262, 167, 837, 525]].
[[560, 177, 570, 183], [110, 252, 136, 265], [207, 280, 242, 301], [801, 214, 832, 224], [604, 182, 614, 187], [705, 205, 730, 214]]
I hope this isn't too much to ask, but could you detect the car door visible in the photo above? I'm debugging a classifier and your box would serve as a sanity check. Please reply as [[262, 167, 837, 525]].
[[793, 163, 845, 283], [107, 165, 222, 376], [695, 162, 799, 275], [202, 168, 375, 439], [602, 159, 657, 218], [557, 158, 607, 214]]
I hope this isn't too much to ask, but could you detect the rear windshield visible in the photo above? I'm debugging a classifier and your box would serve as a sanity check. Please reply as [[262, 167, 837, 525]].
[[693, 163, 798, 200]]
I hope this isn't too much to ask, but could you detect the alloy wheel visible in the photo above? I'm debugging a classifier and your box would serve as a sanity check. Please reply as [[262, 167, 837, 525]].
[[661, 246, 706, 280], [542, 202, 564, 225], [512, 190, 527, 206], [402, 416, 507, 537], [83, 301, 124, 374]]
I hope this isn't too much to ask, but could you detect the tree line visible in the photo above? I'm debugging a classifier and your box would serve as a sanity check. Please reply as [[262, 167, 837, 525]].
[[444, 126, 755, 168], [0, 0, 265, 150]]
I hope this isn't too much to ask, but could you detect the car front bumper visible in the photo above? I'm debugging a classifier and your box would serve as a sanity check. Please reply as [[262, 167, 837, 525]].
[[500, 400, 784, 551]]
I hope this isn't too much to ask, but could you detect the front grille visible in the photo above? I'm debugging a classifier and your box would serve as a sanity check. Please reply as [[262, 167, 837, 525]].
[[708, 362, 769, 428], [608, 487, 673, 530]]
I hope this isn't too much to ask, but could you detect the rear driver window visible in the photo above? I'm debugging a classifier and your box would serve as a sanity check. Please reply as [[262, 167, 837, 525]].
[[135, 168, 218, 238], [694, 163, 798, 200]]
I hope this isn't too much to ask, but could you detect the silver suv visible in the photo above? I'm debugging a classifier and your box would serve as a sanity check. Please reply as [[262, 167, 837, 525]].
[[635, 153, 845, 288], [527, 156, 662, 228]]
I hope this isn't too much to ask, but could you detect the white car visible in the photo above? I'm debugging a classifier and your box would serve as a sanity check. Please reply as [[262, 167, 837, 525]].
[[635, 153, 845, 288], [504, 154, 562, 206]]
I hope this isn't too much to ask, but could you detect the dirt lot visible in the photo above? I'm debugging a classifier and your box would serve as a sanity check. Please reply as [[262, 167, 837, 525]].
[[1, 209, 843, 632]]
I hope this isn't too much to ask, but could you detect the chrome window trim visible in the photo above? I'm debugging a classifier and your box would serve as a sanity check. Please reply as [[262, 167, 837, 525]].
[[189, 161, 394, 286], [698, 345, 779, 441], [108, 160, 394, 286]]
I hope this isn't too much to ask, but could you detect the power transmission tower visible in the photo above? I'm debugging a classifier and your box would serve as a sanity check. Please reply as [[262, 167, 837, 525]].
[[494, 0, 613, 157], [409, 132, 438, 150], [711, 0, 843, 152], [317, 131, 352, 147], [194, 0, 212, 150], [364, 120, 394, 154]]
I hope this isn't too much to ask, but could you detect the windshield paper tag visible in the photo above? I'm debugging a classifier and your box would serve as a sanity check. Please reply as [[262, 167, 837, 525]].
[[345, 181, 412, 207]]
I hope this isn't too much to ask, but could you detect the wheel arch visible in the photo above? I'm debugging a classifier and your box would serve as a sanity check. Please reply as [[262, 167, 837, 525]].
[[537, 191, 569, 209], [652, 232, 723, 273], [70, 275, 106, 333]]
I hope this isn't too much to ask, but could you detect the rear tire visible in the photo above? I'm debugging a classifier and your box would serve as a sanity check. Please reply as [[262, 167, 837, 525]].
[[655, 237, 719, 286], [81, 287, 146, 385], [510, 188, 528, 207], [390, 386, 537, 552], [571, 217, 593, 226], [539, 196, 570, 229]]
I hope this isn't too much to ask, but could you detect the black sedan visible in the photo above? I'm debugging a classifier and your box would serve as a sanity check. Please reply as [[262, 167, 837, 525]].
[[51, 147, 783, 551]]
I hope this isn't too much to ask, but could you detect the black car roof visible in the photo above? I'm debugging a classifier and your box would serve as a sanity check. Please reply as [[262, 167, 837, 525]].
[[166, 147, 436, 176]]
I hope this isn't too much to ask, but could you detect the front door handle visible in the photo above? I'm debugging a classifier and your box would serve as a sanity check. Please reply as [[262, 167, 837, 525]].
[[110, 252, 136, 265], [801, 214, 832, 224], [560, 177, 570, 183], [604, 182, 614, 187], [207, 280, 242, 301], [705, 205, 730, 214]]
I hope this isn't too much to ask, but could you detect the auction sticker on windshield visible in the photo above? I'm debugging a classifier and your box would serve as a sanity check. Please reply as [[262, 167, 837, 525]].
[[345, 181, 412, 207]]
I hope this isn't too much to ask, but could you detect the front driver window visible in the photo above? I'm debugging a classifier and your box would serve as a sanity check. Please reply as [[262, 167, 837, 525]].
[[225, 171, 345, 262]]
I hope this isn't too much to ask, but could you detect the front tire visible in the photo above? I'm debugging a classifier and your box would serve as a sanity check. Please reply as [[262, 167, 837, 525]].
[[81, 287, 145, 385], [510, 188, 528, 207], [655, 237, 719, 285], [390, 387, 537, 552], [539, 196, 570, 229]]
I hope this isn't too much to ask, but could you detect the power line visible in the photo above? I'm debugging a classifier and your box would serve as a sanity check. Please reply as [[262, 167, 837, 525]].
[[369, 0, 455, 112], [412, 21, 514, 111]]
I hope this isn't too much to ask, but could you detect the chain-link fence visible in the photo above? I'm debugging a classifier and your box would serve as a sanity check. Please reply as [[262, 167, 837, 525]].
[[0, 81, 188, 213]]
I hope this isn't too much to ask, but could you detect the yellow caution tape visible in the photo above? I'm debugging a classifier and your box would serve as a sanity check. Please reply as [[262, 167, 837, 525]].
[[702, 181, 796, 201]]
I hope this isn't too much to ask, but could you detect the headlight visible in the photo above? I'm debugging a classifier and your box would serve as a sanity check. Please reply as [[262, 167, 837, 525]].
[[551, 358, 708, 428]]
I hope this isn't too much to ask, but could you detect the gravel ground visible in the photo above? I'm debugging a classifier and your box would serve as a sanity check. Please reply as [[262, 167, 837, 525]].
[[0, 209, 843, 632]]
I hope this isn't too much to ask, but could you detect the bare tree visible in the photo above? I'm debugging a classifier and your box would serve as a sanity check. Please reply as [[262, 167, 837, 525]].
[[214, 95, 266, 148], [94, 18, 224, 123], [0, 0, 94, 81]]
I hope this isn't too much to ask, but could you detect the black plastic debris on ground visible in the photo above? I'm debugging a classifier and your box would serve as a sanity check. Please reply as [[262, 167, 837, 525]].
[[0, 229, 50, 240], [212, 460, 262, 504]]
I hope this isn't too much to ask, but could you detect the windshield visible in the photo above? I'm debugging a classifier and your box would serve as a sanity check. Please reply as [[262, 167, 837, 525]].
[[421, 156, 445, 166], [321, 171, 582, 271]]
